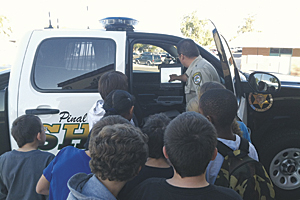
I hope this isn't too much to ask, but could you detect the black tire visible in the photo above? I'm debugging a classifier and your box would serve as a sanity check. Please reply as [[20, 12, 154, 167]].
[[136, 59, 139, 64], [259, 129, 300, 200], [146, 61, 150, 66]]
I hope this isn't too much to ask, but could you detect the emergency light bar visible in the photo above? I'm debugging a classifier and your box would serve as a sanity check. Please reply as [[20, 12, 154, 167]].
[[100, 17, 138, 31]]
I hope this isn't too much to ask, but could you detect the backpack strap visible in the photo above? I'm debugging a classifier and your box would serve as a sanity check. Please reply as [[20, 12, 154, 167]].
[[238, 137, 250, 158], [217, 137, 250, 158], [217, 140, 234, 157]]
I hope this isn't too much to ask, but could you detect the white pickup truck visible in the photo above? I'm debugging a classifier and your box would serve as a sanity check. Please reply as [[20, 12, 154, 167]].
[[0, 17, 299, 199]]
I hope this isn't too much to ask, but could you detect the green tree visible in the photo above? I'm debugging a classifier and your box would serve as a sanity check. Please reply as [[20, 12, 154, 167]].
[[180, 11, 213, 46], [0, 15, 12, 37], [237, 14, 258, 35], [133, 43, 160, 53]]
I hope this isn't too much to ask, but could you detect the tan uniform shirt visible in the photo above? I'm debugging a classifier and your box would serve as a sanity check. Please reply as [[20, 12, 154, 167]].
[[185, 55, 220, 103]]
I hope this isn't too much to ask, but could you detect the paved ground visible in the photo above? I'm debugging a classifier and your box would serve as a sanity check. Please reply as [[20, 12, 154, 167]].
[[233, 53, 242, 69]]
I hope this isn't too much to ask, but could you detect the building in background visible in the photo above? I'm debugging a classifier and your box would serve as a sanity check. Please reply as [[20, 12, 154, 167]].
[[230, 33, 300, 76]]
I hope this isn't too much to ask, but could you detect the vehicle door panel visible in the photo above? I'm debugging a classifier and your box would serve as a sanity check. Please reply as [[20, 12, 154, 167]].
[[14, 30, 126, 155]]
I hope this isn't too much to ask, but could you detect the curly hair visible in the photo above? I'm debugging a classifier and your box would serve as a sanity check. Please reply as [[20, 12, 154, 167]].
[[85, 115, 132, 150], [164, 112, 217, 177], [89, 123, 148, 181], [197, 81, 242, 136], [142, 113, 171, 159], [11, 115, 42, 148], [90, 115, 130, 139], [199, 88, 238, 127]]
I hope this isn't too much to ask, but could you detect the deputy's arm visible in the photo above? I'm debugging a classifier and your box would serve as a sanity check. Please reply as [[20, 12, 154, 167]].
[[169, 74, 188, 82]]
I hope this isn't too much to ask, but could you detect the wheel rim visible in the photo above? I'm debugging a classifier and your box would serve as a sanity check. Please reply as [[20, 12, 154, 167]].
[[269, 148, 300, 190]]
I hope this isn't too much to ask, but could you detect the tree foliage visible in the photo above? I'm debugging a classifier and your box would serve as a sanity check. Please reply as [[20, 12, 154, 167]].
[[133, 43, 161, 53], [0, 15, 12, 37], [180, 11, 213, 46], [237, 14, 257, 34]]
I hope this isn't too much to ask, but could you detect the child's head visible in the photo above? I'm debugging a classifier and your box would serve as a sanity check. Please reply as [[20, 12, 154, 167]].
[[89, 123, 148, 182], [103, 90, 135, 120], [98, 71, 128, 100], [199, 88, 238, 128], [186, 82, 225, 113], [164, 112, 217, 177], [11, 115, 45, 148], [142, 113, 171, 159], [88, 115, 132, 149], [198, 81, 225, 99]]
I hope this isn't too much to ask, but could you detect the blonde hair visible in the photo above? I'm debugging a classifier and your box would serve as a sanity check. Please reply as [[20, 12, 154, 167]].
[[186, 97, 199, 112]]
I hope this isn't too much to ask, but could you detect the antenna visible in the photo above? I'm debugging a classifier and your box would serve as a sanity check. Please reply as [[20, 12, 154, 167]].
[[45, 12, 53, 29], [87, 6, 89, 29]]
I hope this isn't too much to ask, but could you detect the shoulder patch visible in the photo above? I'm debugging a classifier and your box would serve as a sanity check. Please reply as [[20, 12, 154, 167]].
[[192, 72, 202, 85]]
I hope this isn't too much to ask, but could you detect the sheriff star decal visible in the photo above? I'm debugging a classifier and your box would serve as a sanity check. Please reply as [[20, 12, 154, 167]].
[[248, 93, 273, 112], [192, 72, 202, 85]]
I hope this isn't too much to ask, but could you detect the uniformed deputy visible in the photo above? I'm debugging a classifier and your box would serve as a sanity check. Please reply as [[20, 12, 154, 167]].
[[169, 39, 220, 103]]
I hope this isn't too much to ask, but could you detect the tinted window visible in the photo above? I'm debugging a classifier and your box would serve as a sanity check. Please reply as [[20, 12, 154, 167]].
[[270, 48, 279, 54], [280, 48, 292, 54], [34, 38, 116, 91], [133, 43, 178, 73], [270, 48, 292, 56]]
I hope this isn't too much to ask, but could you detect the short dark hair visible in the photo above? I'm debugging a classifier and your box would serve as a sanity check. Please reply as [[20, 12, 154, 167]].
[[199, 89, 238, 127], [11, 115, 42, 148], [98, 71, 128, 100], [142, 113, 171, 159], [89, 124, 148, 181], [199, 81, 225, 98], [164, 112, 217, 177], [177, 39, 200, 58], [103, 90, 135, 117]]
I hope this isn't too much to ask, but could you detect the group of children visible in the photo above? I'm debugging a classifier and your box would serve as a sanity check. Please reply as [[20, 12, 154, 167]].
[[0, 69, 273, 199]]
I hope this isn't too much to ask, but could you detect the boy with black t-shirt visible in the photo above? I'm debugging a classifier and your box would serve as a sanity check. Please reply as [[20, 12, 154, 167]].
[[118, 113, 173, 199], [126, 112, 242, 200]]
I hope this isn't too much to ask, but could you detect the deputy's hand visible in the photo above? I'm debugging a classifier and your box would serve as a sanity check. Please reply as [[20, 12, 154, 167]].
[[169, 74, 178, 82]]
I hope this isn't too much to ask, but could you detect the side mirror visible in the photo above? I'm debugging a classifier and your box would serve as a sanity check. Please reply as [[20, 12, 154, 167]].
[[248, 72, 281, 93]]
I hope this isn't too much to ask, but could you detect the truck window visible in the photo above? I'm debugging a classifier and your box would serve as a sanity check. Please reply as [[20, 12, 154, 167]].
[[131, 42, 184, 125], [33, 38, 116, 91], [133, 43, 178, 73]]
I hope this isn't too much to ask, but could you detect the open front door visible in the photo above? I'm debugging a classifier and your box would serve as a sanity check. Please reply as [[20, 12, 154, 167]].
[[211, 25, 245, 120], [213, 27, 244, 94]]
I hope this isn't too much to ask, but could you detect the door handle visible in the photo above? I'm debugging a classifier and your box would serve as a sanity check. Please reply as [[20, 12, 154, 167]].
[[25, 108, 60, 115]]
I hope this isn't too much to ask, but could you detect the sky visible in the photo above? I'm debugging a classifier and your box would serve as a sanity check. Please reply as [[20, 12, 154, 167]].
[[0, 0, 300, 65]]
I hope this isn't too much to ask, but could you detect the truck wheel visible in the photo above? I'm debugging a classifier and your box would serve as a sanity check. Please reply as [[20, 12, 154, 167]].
[[260, 129, 300, 200], [146, 61, 150, 66]]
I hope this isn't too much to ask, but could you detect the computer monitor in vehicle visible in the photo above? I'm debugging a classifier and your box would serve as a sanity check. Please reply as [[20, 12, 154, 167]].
[[160, 64, 183, 88]]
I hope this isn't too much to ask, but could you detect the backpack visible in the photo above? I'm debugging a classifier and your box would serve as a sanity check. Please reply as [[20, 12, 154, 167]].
[[215, 137, 275, 200]]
